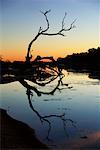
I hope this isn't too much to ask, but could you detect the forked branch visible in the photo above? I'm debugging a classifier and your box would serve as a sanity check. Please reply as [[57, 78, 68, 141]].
[[26, 10, 76, 63]]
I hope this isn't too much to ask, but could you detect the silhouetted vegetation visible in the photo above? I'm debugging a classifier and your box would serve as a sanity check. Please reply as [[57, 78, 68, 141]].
[[57, 47, 100, 70], [26, 10, 76, 64], [1, 47, 100, 81], [1, 9, 100, 149], [0, 10, 76, 81], [57, 47, 100, 79]]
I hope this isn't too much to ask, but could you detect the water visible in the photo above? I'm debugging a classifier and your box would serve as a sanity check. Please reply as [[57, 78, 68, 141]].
[[0, 70, 100, 149]]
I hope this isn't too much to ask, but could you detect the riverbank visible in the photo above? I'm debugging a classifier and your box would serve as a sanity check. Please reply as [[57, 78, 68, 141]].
[[0, 108, 48, 149]]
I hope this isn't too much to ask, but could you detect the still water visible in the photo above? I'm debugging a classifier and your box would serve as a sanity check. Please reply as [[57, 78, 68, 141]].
[[0, 70, 100, 149]]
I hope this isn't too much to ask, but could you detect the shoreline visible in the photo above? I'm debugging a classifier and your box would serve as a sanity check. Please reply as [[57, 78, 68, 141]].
[[0, 108, 48, 149]]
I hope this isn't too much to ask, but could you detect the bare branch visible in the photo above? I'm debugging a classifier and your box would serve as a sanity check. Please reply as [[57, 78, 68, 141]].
[[40, 9, 51, 33], [26, 10, 76, 63], [41, 13, 76, 36], [40, 9, 51, 15], [38, 26, 42, 33], [62, 12, 67, 29], [64, 18, 77, 31]]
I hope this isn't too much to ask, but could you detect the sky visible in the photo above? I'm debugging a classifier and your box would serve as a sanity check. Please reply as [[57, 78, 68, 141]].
[[0, 0, 100, 61]]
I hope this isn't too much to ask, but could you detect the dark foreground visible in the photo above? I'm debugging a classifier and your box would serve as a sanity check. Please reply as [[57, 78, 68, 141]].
[[1, 105, 100, 150], [0, 108, 48, 149]]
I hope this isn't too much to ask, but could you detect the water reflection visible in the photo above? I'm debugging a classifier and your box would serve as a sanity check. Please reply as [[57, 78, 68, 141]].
[[1, 69, 77, 144], [62, 131, 100, 149], [0, 69, 100, 149], [17, 73, 77, 141], [25, 82, 76, 141]]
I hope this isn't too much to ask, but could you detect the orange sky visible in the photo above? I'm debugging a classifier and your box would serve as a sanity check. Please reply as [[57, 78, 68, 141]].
[[1, 35, 99, 61], [1, 0, 99, 62]]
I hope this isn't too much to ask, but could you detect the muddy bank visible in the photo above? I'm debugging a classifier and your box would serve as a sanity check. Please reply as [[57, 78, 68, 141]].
[[0, 108, 48, 149]]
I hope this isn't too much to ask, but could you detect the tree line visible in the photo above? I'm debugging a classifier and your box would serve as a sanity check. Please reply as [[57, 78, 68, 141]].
[[0, 47, 100, 76], [57, 47, 100, 71]]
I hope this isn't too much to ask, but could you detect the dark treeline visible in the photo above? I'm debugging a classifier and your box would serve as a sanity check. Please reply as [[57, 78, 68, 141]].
[[57, 47, 100, 71], [0, 60, 25, 75], [0, 47, 100, 76]]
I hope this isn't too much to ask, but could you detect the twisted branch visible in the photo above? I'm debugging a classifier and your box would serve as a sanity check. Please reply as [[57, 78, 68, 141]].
[[26, 10, 76, 63]]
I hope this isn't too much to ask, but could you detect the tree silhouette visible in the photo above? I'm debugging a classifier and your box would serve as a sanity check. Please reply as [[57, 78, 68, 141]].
[[26, 10, 76, 64]]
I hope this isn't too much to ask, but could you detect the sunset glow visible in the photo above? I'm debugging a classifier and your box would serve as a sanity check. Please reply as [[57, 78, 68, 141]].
[[1, 0, 99, 61]]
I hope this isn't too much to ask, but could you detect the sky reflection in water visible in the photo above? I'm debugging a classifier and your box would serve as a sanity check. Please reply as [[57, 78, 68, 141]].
[[0, 70, 100, 149]]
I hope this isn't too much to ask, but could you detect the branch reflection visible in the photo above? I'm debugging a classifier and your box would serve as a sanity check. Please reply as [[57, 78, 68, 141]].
[[1, 65, 76, 141], [18, 73, 76, 141]]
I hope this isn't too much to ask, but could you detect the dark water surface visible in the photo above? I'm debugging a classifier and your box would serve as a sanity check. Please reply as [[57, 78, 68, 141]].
[[0, 70, 100, 149]]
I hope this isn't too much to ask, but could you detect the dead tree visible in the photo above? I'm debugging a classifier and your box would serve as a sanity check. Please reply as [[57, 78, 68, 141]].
[[26, 10, 76, 64]]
